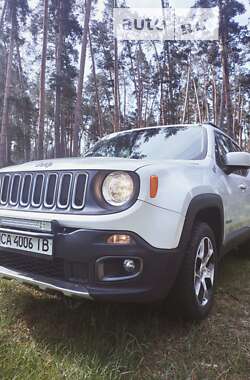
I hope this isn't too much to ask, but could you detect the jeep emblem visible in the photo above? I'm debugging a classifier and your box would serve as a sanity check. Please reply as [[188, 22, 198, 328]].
[[34, 162, 53, 169]]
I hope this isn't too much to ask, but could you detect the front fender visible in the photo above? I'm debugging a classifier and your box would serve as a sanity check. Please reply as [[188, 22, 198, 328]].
[[177, 193, 224, 251]]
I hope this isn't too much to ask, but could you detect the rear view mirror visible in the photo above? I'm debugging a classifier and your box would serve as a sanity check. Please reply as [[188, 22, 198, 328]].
[[224, 152, 250, 174]]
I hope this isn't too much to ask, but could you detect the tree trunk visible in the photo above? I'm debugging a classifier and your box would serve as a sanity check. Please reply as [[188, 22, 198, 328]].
[[126, 41, 139, 124], [89, 27, 103, 138], [238, 96, 244, 148], [149, 91, 157, 124], [165, 42, 175, 123], [221, 40, 233, 137], [16, 39, 31, 161], [16, 41, 24, 92], [211, 67, 217, 124], [144, 88, 149, 128], [219, 0, 233, 137], [73, 0, 92, 156], [113, 0, 120, 132], [136, 44, 144, 128], [182, 65, 191, 124], [113, 35, 120, 132], [0, 0, 7, 32], [37, 0, 49, 160], [123, 68, 127, 129], [54, 0, 64, 158], [152, 41, 164, 125], [193, 78, 201, 123], [0, 6, 15, 166], [60, 112, 66, 156], [218, 81, 224, 129], [202, 70, 209, 122], [161, 0, 174, 124], [234, 85, 242, 142]]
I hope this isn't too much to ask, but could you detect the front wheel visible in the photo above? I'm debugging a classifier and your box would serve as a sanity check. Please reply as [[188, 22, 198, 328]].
[[175, 222, 218, 320]]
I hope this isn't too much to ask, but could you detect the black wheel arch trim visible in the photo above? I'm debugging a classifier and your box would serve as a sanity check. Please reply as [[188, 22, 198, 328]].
[[178, 194, 224, 254]]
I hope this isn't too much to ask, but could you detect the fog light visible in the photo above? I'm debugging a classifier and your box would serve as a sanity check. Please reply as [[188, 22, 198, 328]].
[[107, 234, 134, 245], [123, 259, 136, 273]]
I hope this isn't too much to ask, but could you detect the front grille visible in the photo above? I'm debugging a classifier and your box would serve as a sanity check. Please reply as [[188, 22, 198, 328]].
[[0, 251, 89, 284], [0, 171, 88, 213]]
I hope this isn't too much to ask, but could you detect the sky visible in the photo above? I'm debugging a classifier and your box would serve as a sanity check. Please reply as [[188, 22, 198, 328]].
[[123, 0, 249, 10], [0, 0, 248, 28], [117, 0, 249, 26], [0, 0, 248, 82]]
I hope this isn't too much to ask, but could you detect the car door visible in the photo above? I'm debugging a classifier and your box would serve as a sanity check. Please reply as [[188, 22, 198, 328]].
[[230, 140, 250, 228], [215, 132, 248, 238]]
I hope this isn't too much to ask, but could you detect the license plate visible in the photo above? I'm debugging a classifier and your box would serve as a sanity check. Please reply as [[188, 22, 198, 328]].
[[0, 232, 53, 256]]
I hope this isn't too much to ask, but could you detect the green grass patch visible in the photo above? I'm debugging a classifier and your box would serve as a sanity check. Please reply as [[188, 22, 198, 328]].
[[0, 252, 249, 380]]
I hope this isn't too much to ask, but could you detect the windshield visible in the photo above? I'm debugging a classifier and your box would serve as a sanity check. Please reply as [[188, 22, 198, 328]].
[[86, 126, 207, 161]]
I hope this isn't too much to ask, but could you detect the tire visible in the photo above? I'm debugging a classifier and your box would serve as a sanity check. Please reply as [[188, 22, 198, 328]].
[[175, 222, 218, 321]]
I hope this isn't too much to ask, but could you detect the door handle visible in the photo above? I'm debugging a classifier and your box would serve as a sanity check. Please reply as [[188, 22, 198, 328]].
[[239, 184, 247, 191]]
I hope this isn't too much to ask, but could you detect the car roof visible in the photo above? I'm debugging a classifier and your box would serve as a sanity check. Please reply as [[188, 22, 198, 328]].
[[103, 124, 206, 140]]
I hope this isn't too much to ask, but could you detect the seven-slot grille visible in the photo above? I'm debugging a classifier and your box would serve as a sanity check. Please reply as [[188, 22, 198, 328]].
[[0, 171, 88, 212]]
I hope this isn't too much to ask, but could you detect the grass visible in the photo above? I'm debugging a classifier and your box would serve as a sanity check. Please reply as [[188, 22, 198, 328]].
[[0, 251, 249, 380]]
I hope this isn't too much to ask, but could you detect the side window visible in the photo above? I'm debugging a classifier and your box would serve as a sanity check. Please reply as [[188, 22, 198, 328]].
[[231, 142, 241, 153], [215, 133, 231, 168], [215, 132, 248, 177]]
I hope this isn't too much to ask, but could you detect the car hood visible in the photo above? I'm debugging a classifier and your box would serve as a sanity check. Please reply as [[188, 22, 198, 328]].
[[0, 157, 152, 173]]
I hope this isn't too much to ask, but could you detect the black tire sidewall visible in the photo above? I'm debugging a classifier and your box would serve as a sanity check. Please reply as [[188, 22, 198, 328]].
[[177, 222, 218, 320]]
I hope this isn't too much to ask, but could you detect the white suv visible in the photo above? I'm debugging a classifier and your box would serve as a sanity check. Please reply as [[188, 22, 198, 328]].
[[0, 123, 249, 320]]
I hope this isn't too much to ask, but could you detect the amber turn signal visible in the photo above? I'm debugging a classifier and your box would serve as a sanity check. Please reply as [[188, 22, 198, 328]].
[[150, 176, 158, 198], [106, 234, 134, 245]]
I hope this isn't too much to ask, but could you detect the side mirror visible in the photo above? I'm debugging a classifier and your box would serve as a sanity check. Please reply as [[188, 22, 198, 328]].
[[224, 152, 250, 174]]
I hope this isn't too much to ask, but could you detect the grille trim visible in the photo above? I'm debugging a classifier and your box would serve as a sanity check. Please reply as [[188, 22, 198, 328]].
[[0, 171, 88, 213]]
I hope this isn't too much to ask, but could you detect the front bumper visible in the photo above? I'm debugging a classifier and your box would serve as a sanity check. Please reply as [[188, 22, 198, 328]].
[[0, 227, 184, 303]]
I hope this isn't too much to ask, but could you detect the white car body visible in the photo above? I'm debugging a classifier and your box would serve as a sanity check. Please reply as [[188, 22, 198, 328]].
[[0, 123, 249, 308]]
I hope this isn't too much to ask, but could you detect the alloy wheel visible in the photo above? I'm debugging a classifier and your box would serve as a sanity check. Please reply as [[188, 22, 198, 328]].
[[194, 237, 215, 307]]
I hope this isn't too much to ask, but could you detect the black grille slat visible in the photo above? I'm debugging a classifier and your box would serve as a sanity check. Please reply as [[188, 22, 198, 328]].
[[21, 174, 32, 205], [58, 174, 71, 207], [45, 174, 57, 207], [32, 174, 44, 206], [0, 171, 87, 212], [1, 175, 10, 204], [10, 175, 21, 204], [73, 174, 87, 209]]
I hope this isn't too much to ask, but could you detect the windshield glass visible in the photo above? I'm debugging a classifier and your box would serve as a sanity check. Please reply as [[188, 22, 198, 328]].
[[86, 126, 207, 161]]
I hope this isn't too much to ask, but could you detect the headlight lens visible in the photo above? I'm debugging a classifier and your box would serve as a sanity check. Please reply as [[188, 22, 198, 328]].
[[102, 172, 134, 206]]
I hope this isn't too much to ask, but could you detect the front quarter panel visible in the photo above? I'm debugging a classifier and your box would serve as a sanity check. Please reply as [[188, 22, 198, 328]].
[[136, 160, 216, 215]]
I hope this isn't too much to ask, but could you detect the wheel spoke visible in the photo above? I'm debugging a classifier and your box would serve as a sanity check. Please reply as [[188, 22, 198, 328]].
[[203, 244, 214, 267], [195, 277, 202, 297], [197, 238, 205, 259], [204, 265, 214, 284], [202, 278, 209, 302]]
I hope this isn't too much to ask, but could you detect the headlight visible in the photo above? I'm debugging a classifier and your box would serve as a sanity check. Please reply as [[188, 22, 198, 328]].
[[102, 172, 134, 206]]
